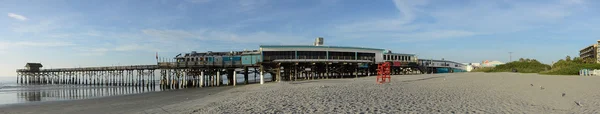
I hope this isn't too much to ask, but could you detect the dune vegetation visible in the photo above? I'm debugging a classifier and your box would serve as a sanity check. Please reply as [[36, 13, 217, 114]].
[[473, 56, 600, 75], [472, 58, 550, 73]]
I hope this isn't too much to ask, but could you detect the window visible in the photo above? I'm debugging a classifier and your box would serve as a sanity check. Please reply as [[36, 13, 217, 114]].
[[329, 52, 355, 60], [263, 51, 295, 62], [297, 51, 326, 59], [357, 53, 375, 61]]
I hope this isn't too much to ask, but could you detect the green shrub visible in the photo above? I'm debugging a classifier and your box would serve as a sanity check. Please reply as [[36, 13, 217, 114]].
[[470, 57, 600, 75], [540, 64, 600, 75], [486, 60, 551, 73]]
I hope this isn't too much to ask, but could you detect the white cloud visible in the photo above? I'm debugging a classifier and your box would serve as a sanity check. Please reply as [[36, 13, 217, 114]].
[[237, 0, 269, 12], [141, 29, 310, 45], [335, 0, 426, 32], [561, 0, 584, 5], [65, 29, 313, 56], [0, 41, 74, 54], [77, 48, 110, 56], [0, 41, 74, 48], [331, 0, 588, 42], [7, 13, 27, 21], [13, 41, 74, 47], [142, 29, 200, 40], [392, 0, 427, 25], [114, 44, 161, 52], [12, 19, 61, 33], [185, 0, 212, 3]]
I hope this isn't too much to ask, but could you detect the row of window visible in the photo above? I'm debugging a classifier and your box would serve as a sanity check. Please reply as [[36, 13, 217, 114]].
[[179, 57, 204, 62], [384, 54, 414, 61], [262, 51, 376, 62]]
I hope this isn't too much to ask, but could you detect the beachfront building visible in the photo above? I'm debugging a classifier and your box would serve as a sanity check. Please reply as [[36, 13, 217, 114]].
[[383, 51, 420, 74], [418, 59, 466, 73], [464, 63, 475, 72], [579, 40, 600, 63], [260, 44, 386, 80], [482, 60, 505, 67], [260, 45, 384, 63]]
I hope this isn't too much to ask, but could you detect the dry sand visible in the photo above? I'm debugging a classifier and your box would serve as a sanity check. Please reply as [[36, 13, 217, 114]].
[[1, 72, 600, 114]]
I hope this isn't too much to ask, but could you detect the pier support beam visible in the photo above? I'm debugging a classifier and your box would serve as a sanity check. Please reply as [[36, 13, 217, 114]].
[[233, 70, 237, 86], [244, 67, 249, 84], [216, 71, 220, 86], [227, 69, 234, 86], [277, 64, 281, 82], [200, 71, 204, 87], [260, 65, 264, 84]]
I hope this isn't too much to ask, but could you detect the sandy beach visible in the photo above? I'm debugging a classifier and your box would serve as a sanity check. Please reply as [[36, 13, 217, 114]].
[[1, 72, 599, 114]]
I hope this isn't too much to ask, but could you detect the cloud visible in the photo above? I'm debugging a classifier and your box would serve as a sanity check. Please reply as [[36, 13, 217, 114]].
[[141, 29, 310, 45], [237, 0, 269, 12], [77, 44, 159, 56], [142, 29, 200, 40], [331, 0, 588, 42], [114, 44, 161, 52], [0, 41, 74, 54], [11, 19, 62, 33], [185, 0, 212, 4], [76, 48, 110, 56], [334, 0, 426, 32], [0, 41, 74, 47], [65, 28, 313, 56], [7, 13, 27, 21], [561, 0, 585, 5], [391, 0, 427, 25]]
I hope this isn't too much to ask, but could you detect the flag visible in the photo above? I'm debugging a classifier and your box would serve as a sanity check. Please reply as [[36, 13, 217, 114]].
[[156, 52, 158, 60]]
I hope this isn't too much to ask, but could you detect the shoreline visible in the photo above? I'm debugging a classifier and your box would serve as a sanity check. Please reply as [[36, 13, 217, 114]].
[[0, 85, 236, 114], [0, 89, 164, 108]]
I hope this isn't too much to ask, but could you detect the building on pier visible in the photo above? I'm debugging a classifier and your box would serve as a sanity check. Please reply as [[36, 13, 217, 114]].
[[259, 44, 385, 81], [16, 37, 466, 89], [418, 59, 466, 73], [25, 63, 43, 72], [382, 51, 420, 74], [173, 50, 261, 68]]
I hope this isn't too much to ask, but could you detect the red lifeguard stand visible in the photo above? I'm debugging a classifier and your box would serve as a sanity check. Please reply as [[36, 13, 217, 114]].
[[377, 62, 391, 84]]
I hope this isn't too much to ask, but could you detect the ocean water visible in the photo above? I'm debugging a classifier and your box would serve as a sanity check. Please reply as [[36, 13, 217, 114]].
[[0, 76, 161, 106], [0, 74, 271, 106]]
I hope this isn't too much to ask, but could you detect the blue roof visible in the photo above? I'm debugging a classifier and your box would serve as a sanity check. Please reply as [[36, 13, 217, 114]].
[[260, 45, 385, 51]]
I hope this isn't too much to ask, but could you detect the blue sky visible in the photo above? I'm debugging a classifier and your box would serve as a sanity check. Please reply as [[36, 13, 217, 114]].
[[0, 0, 598, 76]]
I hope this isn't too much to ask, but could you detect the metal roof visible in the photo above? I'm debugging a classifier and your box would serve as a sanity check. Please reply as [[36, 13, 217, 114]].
[[260, 45, 385, 51], [384, 53, 416, 56], [418, 59, 463, 64], [25, 63, 43, 67]]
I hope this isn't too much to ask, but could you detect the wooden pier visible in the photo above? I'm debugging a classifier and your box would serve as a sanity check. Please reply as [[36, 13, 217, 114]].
[[16, 61, 377, 89], [16, 39, 444, 89], [16, 64, 158, 87], [15, 62, 275, 89]]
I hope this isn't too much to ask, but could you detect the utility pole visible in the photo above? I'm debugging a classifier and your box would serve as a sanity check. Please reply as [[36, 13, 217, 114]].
[[509, 52, 513, 62]]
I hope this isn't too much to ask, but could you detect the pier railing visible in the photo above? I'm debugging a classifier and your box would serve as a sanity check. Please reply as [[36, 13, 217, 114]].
[[17, 65, 159, 72]]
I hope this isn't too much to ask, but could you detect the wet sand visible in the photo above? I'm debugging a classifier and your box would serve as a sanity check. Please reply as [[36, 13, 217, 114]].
[[2, 73, 600, 114]]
